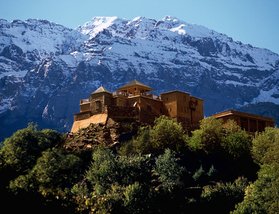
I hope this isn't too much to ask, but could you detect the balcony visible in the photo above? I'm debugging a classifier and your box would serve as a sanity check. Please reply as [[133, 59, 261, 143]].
[[80, 99, 90, 104], [113, 91, 161, 100]]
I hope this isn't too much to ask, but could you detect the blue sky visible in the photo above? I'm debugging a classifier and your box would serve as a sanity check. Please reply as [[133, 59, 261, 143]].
[[1, 0, 278, 54]]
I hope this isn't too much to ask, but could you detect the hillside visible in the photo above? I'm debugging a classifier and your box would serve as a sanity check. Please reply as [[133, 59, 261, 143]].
[[1, 117, 278, 213], [0, 16, 279, 140]]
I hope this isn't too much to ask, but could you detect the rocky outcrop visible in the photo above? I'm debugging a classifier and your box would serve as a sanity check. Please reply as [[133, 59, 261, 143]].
[[64, 120, 139, 152]]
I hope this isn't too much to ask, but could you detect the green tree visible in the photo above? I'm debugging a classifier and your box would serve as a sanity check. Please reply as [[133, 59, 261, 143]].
[[117, 154, 152, 186], [233, 163, 279, 214], [119, 116, 188, 155], [188, 117, 223, 153], [10, 148, 82, 199], [0, 124, 62, 174], [192, 165, 205, 182], [86, 148, 118, 194], [150, 116, 187, 152], [123, 182, 146, 214], [201, 177, 248, 213], [233, 128, 279, 213], [189, 118, 252, 160], [119, 126, 152, 155], [154, 149, 184, 192], [252, 127, 279, 165], [75, 148, 152, 213], [221, 120, 252, 160]]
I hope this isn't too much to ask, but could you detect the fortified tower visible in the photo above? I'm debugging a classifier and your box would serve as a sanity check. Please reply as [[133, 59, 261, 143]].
[[71, 80, 204, 133]]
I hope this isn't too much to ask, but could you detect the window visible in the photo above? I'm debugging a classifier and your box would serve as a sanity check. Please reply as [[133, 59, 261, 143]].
[[250, 119, 257, 132], [240, 117, 248, 131], [95, 100, 102, 112], [258, 120, 265, 132]]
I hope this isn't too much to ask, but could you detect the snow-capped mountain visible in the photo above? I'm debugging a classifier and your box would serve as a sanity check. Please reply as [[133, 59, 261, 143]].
[[1, 16, 279, 140]]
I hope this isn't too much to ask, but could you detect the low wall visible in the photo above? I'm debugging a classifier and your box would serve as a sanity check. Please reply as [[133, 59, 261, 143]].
[[71, 113, 108, 133]]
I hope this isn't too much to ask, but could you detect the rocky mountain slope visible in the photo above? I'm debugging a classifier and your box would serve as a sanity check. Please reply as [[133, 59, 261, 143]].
[[0, 16, 278, 140]]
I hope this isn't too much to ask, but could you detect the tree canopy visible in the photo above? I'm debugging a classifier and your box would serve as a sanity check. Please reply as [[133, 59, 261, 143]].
[[0, 117, 277, 213]]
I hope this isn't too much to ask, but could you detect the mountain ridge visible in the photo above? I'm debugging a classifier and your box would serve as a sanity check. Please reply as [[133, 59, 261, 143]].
[[0, 16, 278, 140]]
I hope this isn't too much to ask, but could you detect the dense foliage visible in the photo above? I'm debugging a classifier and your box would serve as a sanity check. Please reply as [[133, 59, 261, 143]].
[[233, 128, 279, 213], [0, 117, 278, 213]]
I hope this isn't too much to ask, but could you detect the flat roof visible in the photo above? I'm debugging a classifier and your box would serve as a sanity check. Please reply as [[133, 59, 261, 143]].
[[212, 109, 274, 122], [160, 90, 189, 95], [117, 80, 152, 91], [160, 90, 203, 100]]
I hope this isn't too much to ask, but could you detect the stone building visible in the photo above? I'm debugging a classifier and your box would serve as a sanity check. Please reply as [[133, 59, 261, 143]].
[[71, 80, 204, 133], [212, 110, 275, 133]]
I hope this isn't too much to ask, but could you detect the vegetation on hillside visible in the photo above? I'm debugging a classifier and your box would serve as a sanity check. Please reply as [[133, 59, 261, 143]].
[[0, 117, 278, 213]]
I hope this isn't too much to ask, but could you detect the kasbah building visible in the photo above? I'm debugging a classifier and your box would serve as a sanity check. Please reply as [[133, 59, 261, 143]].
[[71, 80, 274, 134]]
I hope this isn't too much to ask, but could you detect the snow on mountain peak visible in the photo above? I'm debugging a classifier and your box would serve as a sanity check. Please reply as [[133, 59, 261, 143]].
[[75, 16, 279, 70], [128, 16, 155, 26], [79, 16, 121, 38], [0, 19, 84, 55], [78, 16, 221, 40], [157, 16, 217, 38], [163, 16, 180, 22]]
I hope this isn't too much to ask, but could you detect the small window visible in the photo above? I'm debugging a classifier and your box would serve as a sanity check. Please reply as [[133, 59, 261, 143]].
[[240, 117, 248, 131], [95, 100, 102, 112], [258, 120, 265, 132]]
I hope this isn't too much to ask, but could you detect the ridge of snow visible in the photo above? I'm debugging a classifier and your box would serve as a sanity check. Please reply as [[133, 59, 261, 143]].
[[1, 16, 279, 89], [159, 16, 219, 39], [0, 19, 85, 54], [78, 16, 120, 38]]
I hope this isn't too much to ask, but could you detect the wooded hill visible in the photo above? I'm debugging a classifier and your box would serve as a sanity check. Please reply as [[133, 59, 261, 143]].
[[0, 116, 278, 213]]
